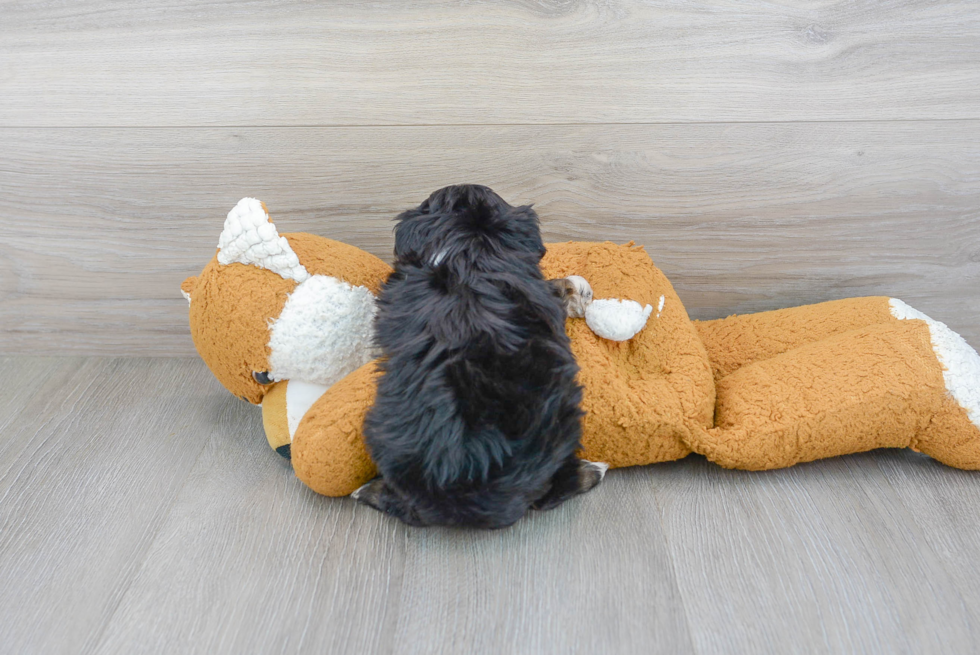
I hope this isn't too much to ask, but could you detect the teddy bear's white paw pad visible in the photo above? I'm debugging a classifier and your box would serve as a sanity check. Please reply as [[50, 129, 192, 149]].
[[890, 298, 980, 429], [585, 299, 654, 341]]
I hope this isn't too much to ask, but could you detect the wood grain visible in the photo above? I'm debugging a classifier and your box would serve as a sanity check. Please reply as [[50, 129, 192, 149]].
[[1, 1, 979, 126], [0, 357, 72, 437], [1, 122, 977, 355], [3, 0, 979, 651], [93, 403, 406, 655], [650, 453, 980, 654], [393, 468, 694, 655], [3, 358, 980, 653], [0, 358, 224, 654], [874, 453, 980, 643]]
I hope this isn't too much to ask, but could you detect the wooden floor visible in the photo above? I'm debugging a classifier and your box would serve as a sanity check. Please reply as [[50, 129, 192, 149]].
[[1, 356, 979, 654], [3, 1, 980, 653]]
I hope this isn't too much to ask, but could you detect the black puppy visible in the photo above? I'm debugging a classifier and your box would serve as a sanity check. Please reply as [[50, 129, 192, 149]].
[[354, 184, 605, 528]]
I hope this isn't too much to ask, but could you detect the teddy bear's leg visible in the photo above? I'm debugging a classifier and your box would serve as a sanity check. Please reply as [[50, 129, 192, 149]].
[[290, 361, 380, 496], [889, 300, 980, 468], [694, 297, 897, 382], [687, 313, 980, 470]]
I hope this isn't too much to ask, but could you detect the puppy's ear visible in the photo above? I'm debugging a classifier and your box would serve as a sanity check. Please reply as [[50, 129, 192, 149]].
[[393, 186, 476, 262], [507, 204, 546, 259], [393, 207, 431, 261]]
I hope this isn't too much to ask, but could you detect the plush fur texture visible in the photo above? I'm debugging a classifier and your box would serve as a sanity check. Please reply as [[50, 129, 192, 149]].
[[359, 185, 602, 528], [585, 298, 654, 341], [267, 274, 378, 387], [217, 198, 309, 282]]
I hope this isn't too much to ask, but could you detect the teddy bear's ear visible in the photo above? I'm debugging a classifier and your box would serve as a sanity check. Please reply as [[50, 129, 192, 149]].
[[180, 276, 197, 305], [216, 198, 310, 283]]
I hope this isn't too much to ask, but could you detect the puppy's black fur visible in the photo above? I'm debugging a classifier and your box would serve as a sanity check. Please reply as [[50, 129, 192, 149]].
[[358, 184, 603, 528]]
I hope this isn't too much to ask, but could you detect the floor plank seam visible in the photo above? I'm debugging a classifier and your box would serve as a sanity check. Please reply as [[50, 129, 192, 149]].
[[2, 117, 980, 129]]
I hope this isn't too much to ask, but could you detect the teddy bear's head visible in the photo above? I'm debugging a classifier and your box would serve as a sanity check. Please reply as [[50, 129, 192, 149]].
[[181, 199, 392, 405]]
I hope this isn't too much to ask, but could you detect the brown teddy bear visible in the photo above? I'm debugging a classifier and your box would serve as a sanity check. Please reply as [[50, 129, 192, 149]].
[[182, 199, 980, 496]]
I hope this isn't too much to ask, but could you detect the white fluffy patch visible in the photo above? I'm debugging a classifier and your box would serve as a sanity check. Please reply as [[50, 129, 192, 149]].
[[268, 275, 377, 387], [890, 298, 980, 428], [217, 198, 309, 283], [585, 298, 654, 342], [285, 379, 330, 441], [181, 289, 192, 305], [657, 294, 665, 317]]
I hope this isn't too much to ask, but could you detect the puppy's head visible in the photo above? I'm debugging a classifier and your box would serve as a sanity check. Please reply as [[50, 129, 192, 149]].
[[394, 185, 545, 266]]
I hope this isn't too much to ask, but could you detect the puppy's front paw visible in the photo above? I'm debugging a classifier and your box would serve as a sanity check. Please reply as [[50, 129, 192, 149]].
[[551, 275, 593, 318], [531, 458, 608, 511]]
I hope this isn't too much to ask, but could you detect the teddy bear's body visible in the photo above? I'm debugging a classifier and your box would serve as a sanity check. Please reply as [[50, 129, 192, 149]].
[[183, 199, 980, 496]]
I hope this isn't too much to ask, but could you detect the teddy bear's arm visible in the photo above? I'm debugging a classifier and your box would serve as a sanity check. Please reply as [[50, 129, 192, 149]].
[[686, 318, 980, 470], [693, 297, 897, 383], [285, 232, 392, 294], [290, 360, 380, 496]]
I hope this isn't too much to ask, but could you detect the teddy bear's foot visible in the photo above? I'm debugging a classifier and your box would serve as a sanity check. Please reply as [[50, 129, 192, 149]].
[[890, 299, 980, 469]]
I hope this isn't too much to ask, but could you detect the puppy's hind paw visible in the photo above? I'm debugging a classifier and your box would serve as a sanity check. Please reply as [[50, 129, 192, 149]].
[[352, 478, 385, 509], [531, 458, 608, 511], [580, 460, 608, 492], [352, 478, 426, 526]]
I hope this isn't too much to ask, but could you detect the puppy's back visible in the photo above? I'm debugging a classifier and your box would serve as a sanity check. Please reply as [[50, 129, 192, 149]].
[[364, 185, 583, 527]]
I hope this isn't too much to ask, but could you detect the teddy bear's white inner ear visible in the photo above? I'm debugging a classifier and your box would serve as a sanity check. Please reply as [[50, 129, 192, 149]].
[[217, 198, 310, 283]]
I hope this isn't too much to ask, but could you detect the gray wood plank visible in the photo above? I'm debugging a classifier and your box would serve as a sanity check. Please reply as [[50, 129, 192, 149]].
[[3, 358, 980, 654], [392, 468, 694, 655], [0, 357, 73, 437], [875, 452, 980, 644], [0, 358, 102, 476], [1, 121, 977, 356], [0, 358, 225, 655], [1, 1, 979, 125], [650, 453, 979, 654], [93, 395, 405, 655]]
